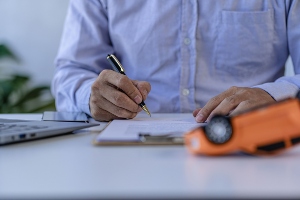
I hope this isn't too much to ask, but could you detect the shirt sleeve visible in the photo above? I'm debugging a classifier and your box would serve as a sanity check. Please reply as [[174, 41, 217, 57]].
[[51, 0, 113, 116], [253, 0, 300, 100]]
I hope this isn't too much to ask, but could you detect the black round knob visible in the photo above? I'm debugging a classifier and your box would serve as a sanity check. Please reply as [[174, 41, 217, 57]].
[[204, 115, 233, 144]]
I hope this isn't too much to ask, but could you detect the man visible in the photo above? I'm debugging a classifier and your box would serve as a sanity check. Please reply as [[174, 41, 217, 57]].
[[52, 0, 300, 122]]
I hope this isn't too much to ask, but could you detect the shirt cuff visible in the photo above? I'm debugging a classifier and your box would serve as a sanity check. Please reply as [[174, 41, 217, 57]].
[[76, 79, 95, 117], [253, 81, 299, 101]]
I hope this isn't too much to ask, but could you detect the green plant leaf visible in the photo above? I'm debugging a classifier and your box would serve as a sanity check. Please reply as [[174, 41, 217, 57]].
[[0, 75, 30, 104], [0, 79, 15, 98], [27, 100, 56, 113], [12, 86, 50, 107], [0, 44, 55, 114], [0, 44, 19, 61]]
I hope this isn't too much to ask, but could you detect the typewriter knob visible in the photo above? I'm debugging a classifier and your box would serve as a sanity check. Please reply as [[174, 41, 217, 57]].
[[204, 116, 233, 144]]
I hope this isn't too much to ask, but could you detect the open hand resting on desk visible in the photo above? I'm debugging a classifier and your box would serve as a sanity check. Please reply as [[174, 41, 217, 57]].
[[193, 87, 276, 123], [89, 69, 151, 121]]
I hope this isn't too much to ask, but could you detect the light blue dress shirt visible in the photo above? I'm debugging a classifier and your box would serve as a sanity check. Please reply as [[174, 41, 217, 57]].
[[52, 0, 300, 116]]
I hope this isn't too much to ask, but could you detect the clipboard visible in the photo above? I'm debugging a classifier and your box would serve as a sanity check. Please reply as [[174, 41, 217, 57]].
[[93, 132, 185, 146], [92, 113, 202, 146]]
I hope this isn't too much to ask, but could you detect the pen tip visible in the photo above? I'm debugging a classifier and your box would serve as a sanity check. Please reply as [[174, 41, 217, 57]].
[[147, 111, 151, 117], [141, 105, 151, 117]]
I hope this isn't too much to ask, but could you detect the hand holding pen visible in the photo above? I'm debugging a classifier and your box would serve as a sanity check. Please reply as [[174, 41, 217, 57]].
[[107, 54, 151, 116], [89, 54, 151, 121]]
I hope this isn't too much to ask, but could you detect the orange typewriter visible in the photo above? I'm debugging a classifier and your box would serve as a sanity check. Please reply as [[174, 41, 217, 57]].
[[185, 92, 300, 156]]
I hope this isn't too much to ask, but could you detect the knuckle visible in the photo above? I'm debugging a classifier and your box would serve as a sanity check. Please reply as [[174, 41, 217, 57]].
[[91, 109, 102, 119], [241, 100, 251, 107], [115, 108, 131, 118], [142, 81, 151, 91], [90, 96, 97, 105], [91, 84, 96, 92], [91, 83, 99, 92], [200, 107, 210, 116], [210, 96, 220, 104], [135, 105, 141, 112], [116, 75, 127, 87], [128, 104, 140, 113], [89, 92, 103, 104], [229, 86, 238, 92], [114, 107, 137, 119], [209, 111, 218, 118], [129, 112, 138, 119], [243, 89, 252, 97], [115, 108, 124, 117], [100, 69, 110, 78], [113, 93, 126, 105], [126, 112, 136, 119], [225, 96, 236, 106], [89, 93, 101, 106], [126, 87, 137, 97], [90, 105, 117, 122]]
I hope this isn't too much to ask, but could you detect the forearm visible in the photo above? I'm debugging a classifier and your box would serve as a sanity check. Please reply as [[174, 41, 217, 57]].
[[52, 0, 112, 115], [51, 65, 97, 116]]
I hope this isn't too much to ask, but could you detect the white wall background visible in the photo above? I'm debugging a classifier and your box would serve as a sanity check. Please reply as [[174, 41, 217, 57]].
[[0, 0, 295, 87], [0, 0, 69, 85]]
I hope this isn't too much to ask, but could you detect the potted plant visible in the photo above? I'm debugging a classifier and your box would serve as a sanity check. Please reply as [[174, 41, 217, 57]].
[[0, 44, 55, 113]]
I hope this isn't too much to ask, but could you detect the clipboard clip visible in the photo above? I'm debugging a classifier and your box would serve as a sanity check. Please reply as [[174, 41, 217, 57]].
[[138, 132, 184, 145]]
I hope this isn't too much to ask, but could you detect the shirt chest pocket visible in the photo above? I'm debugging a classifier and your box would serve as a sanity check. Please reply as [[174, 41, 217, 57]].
[[214, 10, 274, 81]]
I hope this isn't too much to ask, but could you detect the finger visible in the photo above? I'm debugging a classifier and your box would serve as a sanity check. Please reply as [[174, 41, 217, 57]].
[[97, 70, 141, 112], [90, 104, 120, 122], [90, 92, 121, 121], [101, 85, 141, 112], [132, 80, 151, 100], [90, 80, 140, 119], [206, 93, 247, 121], [90, 71, 142, 121], [91, 93, 139, 119], [101, 96, 140, 118], [196, 86, 238, 122], [227, 88, 276, 117], [229, 100, 252, 117], [100, 70, 143, 105], [193, 108, 202, 117]]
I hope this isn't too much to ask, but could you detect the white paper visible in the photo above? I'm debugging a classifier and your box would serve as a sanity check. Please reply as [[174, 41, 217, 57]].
[[96, 113, 204, 142]]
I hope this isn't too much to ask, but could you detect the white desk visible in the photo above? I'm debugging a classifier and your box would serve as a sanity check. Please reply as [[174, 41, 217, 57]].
[[1, 114, 300, 199]]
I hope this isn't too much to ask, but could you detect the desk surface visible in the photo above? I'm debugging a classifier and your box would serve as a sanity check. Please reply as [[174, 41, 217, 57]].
[[1, 114, 300, 199]]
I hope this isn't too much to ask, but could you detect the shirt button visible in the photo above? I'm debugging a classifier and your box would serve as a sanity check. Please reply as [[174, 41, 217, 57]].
[[182, 89, 190, 96], [184, 38, 191, 45]]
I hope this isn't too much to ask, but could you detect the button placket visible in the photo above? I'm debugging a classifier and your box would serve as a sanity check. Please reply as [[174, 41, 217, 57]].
[[179, 0, 198, 112]]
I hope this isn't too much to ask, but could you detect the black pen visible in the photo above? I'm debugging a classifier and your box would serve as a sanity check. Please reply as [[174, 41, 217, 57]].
[[106, 54, 151, 117]]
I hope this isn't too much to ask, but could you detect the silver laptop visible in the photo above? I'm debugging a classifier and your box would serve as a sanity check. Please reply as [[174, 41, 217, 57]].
[[0, 118, 98, 145]]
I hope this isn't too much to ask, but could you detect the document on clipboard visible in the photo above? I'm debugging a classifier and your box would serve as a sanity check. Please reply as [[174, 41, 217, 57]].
[[93, 113, 204, 145]]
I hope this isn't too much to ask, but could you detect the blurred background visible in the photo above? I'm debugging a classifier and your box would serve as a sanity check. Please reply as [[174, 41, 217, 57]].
[[0, 0, 69, 113], [0, 0, 68, 84], [0, 0, 295, 113]]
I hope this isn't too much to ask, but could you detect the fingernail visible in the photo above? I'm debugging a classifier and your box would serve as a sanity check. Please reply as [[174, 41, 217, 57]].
[[196, 114, 204, 122], [134, 95, 142, 104]]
